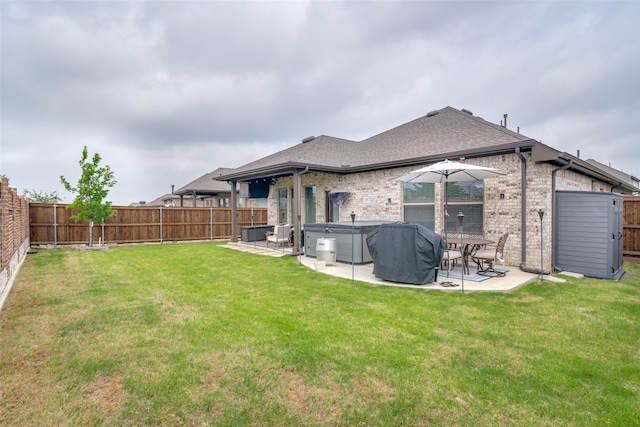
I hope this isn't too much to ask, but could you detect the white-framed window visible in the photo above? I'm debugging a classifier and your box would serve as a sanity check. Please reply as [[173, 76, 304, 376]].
[[403, 182, 435, 229], [444, 180, 484, 233], [327, 192, 340, 222], [304, 186, 316, 224], [278, 188, 288, 224]]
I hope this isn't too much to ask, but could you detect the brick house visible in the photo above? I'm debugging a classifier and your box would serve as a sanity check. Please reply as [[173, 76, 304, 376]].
[[170, 167, 238, 207], [215, 106, 637, 272]]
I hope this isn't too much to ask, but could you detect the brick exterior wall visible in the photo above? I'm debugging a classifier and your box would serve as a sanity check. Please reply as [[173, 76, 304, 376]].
[[267, 153, 629, 271], [0, 178, 30, 311]]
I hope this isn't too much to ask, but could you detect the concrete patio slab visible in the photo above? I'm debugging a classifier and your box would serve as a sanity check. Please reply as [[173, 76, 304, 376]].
[[297, 255, 543, 292], [226, 241, 551, 292]]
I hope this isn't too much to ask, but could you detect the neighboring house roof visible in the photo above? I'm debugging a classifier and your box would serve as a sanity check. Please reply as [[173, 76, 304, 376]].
[[214, 106, 638, 193], [174, 167, 236, 196], [585, 159, 639, 189], [143, 193, 181, 206]]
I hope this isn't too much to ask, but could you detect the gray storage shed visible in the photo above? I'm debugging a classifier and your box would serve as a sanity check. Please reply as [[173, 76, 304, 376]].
[[555, 191, 624, 280]]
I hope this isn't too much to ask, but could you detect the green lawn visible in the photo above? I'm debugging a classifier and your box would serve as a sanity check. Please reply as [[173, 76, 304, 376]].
[[1, 242, 638, 426]]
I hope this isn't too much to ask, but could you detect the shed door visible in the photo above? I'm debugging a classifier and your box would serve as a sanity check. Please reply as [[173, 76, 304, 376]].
[[556, 191, 609, 278], [612, 195, 624, 278], [556, 191, 624, 280]]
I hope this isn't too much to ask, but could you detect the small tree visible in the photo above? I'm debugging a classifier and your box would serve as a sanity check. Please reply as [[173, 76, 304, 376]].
[[23, 189, 62, 203], [60, 146, 117, 247]]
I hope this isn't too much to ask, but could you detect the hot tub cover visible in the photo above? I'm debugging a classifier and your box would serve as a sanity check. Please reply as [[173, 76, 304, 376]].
[[366, 223, 445, 284]]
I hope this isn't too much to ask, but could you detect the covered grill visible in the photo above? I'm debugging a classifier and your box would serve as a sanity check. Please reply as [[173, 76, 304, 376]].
[[366, 223, 445, 284]]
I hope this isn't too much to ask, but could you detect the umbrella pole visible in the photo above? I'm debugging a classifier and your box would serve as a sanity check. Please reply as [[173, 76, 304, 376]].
[[458, 212, 465, 294], [444, 180, 449, 278]]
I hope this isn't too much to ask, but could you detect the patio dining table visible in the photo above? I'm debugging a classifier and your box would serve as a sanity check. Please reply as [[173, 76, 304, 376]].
[[447, 237, 494, 274]]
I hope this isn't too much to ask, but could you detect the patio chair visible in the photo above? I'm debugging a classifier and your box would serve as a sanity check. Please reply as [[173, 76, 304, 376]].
[[266, 224, 292, 248], [441, 243, 463, 276], [471, 232, 509, 277], [442, 229, 459, 247]]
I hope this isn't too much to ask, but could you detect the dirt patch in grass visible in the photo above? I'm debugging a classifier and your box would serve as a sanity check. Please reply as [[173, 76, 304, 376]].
[[352, 374, 397, 402], [78, 373, 128, 419], [203, 367, 227, 393], [575, 305, 595, 318], [276, 370, 343, 424], [0, 348, 68, 425], [159, 300, 201, 325]]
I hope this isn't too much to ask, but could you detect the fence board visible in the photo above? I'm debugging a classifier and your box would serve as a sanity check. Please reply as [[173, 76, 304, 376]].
[[29, 204, 268, 246], [624, 197, 640, 257]]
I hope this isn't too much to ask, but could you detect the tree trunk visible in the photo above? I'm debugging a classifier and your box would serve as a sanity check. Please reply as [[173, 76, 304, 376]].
[[88, 220, 94, 247]]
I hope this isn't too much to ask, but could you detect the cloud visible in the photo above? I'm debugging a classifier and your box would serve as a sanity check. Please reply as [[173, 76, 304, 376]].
[[1, 1, 639, 205]]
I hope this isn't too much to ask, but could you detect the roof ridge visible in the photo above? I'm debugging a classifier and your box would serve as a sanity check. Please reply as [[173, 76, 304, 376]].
[[446, 106, 532, 141]]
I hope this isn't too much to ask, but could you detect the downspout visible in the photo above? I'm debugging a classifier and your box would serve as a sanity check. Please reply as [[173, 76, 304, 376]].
[[517, 148, 561, 276], [515, 148, 528, 272], [610, 182, 623, 193], [293, 166, 310, 256], [551, 157, 573, 272], [230, 180, 238, 243]]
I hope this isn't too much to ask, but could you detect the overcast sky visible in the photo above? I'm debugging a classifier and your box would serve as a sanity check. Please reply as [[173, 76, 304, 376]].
[[2, 1, 639, 205]]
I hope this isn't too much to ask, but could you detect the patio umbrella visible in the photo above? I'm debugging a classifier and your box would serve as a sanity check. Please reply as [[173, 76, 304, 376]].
[[398, 159, 504, 184], [397, 159, 504, 222], [397, 159, 504, 282]]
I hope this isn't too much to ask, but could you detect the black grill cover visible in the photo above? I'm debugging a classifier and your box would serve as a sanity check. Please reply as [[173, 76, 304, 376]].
[[366, 223, 445, 284]]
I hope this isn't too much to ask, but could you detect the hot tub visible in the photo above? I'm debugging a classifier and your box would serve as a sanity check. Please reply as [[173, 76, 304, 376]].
[[304, 221, 388, 264]]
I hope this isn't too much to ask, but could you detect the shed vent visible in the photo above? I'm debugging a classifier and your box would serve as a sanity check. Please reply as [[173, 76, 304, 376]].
[[461, 109, 473, 115], [426, 110, 440, 117]]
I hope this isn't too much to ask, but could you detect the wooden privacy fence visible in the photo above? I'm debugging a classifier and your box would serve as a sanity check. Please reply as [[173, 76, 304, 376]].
[[624, 196, 640, 257], [1, 178, 30, 310], [29, 204, 268, 246]]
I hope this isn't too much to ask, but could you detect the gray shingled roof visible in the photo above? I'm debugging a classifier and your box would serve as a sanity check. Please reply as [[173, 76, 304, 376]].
[[228, 135, 360, 174], [353, 107, 533, 167], [586, 159, 639, 187], [209, 106, 639, 194], [175, 167, 236, 195], [216, 106, 535, 180]]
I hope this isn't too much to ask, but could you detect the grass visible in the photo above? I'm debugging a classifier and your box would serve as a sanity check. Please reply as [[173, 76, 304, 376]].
[[1, 241, 639, 426]]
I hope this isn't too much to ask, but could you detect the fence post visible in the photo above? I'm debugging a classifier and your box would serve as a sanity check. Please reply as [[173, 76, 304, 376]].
[[53, 204, 58, 249], [160, 206, 163, 243], [210, 207, 213, 241]]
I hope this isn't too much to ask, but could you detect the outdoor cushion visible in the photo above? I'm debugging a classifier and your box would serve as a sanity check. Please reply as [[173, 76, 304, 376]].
[[266, 224, 291, 248]]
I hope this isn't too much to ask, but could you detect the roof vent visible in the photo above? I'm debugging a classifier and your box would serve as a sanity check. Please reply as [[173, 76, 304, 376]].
[[426, 110, 440, 117], [301, 136, 316, 143], [461, 109, 473, 115]]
